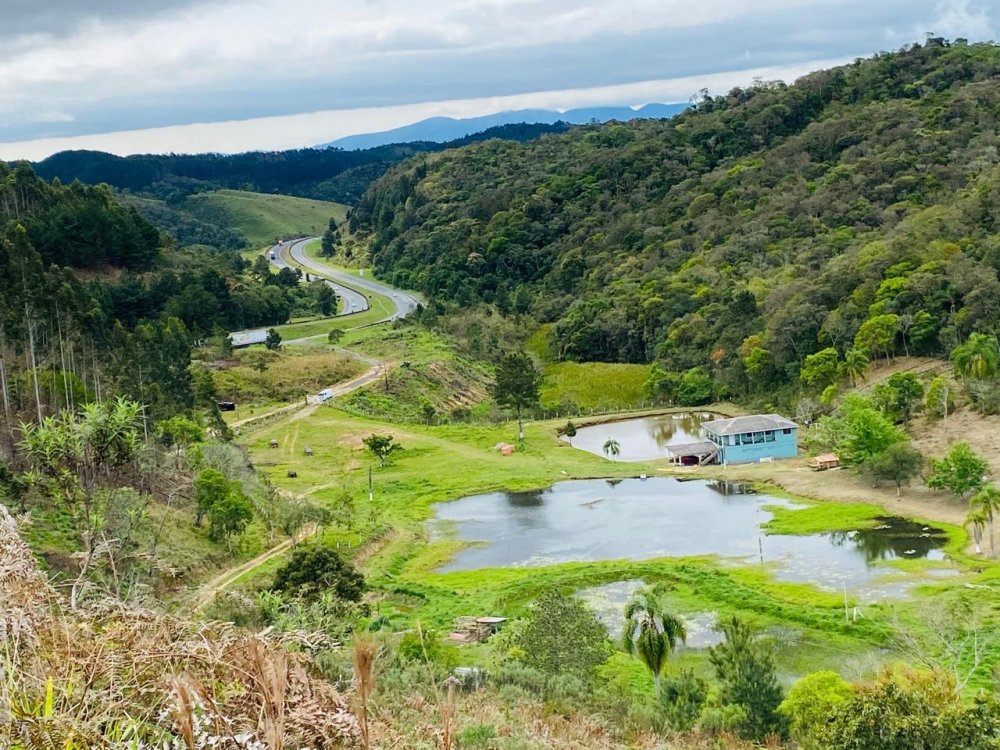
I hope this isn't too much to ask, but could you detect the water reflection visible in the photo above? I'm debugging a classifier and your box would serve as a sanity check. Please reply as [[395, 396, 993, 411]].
[[569, 413, 716, 461], [828, 517, 948, 563], [431, 478, 952, 599]]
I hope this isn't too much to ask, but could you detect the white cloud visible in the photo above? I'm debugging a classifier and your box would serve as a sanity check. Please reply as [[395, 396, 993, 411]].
[[0, 0, 832, 125], [0, 56, 848, 161]]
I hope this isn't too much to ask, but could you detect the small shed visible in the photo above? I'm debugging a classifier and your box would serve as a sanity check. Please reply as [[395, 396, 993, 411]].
[[269, 439, 279, 449], [811, 453, 840, 471], [304, 445, 314, 457], [493, 442, 515, 456]]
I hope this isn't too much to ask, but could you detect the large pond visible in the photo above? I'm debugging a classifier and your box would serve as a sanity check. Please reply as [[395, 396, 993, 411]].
[[568, 413, 716, 461], [429, 478, 952, 601]]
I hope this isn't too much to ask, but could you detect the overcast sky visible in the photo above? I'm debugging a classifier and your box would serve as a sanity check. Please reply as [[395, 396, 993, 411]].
[[0, 0, 995, 160]]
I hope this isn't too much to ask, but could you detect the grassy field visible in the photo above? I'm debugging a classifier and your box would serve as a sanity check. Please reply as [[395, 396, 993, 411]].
[[185, 190, 348, 249], [540, 361, 651, 412], [236, 399, 988, 687], [212, 347, 366, 404]]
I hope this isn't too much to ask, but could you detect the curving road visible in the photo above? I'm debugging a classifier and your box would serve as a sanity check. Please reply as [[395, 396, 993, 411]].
[[269, 239, 370, 315], [283, 237, 421, 323]]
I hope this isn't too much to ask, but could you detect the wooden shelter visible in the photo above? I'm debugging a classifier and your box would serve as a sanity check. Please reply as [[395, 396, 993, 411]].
[[811, 453, 840, 471]]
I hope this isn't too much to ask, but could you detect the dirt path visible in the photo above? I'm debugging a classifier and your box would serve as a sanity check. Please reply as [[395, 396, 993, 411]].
[[189, 524, 318, 613]]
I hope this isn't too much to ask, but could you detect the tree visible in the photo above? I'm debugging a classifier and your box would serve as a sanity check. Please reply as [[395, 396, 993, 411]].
[[157, 415, 204, 452], [676, 367, 714, 406], [602, 438, 621, 461], [660, 669, 708, 731], [363, 433, 400, 467], [779, 671, 854, 750], [854, 314, 899, 363], [865, 442, 923, 496], [818, 670, 1000, 750], [208, 489, 254, 551], [927, 442, 989, 500], [951, 333, 999, 381], [925, 375, 954, 419], [844, 348, 869, 387], [265, 328, 282, 351], [491, 351, 540, 441], [968, 505, 989, 555], [621, 585, 686, 697], [327, 328, 345, 345], [815, 394, 904, 466], [194, 468, 230, 526], [970, 483, 1000, 557], [800, 347, 841, 389], [562, 420, 577, 445], [272, 543, 365, 602], [708, 616, 786, 742], [321, 218, 340, 257], [508, 590, 609, 678], [872, 372, 924, 424]]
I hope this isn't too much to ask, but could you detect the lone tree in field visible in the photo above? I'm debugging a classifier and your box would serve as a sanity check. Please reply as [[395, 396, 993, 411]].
[[603, 438, 621, 461], [272, 542, 364, 602], [328, 328, 345, 345], [563, 420, 577, 445], [265, 328, 282, 351], [927, 442, 989, 500], [865, 442, 923, 496], [970, 484, 1000, 558], [621, 585, 687, 697], [491, 351, 540, 442], [363, 434, 400, 467]]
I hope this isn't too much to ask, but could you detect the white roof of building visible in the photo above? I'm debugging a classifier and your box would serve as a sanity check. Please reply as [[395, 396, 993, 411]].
[[229, 330, 268, 347], [702, 414, 797, 436]]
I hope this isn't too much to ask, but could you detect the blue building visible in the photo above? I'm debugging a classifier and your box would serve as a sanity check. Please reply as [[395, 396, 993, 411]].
[[701, 414, 798, 465]]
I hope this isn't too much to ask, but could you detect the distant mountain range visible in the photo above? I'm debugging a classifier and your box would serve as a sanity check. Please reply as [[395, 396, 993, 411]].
[[319, 103, 688, 150]]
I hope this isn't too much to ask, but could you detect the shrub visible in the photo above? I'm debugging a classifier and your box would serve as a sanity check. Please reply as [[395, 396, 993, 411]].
[[271, 543, 365, 602], [458, 723, 497, 748]]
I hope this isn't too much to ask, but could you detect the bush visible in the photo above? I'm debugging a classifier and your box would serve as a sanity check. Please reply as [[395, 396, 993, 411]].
[[660, 668, 709, 731], [458, 723, 497, 748], [779, 670, 854, 749], [271, 543, 365, 602]]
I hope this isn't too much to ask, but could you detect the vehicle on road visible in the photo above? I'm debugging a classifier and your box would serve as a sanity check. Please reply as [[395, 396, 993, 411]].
[[269, 251, 276, 260], [316, 388, 334, 402]]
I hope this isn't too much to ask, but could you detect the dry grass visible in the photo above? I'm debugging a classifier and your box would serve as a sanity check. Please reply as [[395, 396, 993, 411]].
[[0, 503, 357, 749]]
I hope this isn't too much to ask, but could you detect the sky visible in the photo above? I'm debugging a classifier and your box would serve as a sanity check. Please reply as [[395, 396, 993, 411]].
[[0, 0, 995, 160]]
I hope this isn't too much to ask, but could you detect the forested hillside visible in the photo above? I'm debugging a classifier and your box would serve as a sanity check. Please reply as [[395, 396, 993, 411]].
[[353, 40, 1000, 403], [0, 162, 339, 434], [28, 122, 572, 205]]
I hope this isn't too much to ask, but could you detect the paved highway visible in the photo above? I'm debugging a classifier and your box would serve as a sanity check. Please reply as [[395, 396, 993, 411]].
[[284, 237, 421, 323], [269, 239, 370, 315]]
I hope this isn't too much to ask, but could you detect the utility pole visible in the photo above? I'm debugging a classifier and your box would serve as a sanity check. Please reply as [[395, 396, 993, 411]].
[[368, 465, 374, 504]]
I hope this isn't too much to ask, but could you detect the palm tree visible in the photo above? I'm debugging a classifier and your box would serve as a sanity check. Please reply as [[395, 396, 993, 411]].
[[602, 438, 621, 461], [621, 585, 686, 697], [971, 484, 1000, 558], [967, 506, 989, 555], [844, 348, 869, 387], [951, 333, 999, 381]]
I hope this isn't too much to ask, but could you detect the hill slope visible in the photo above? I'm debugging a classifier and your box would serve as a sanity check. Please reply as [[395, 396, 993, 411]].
[[184, 190, 348, 248], [352, 40, 1000, 402]]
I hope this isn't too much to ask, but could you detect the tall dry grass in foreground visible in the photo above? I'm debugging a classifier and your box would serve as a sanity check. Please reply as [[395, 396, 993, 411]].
[[0, 502, 358, 749]]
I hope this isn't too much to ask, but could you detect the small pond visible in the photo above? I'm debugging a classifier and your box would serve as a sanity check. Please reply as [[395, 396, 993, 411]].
[[429, 478, 952, 600], [567, 412, 716, 461], [576, 579, 725, 647]]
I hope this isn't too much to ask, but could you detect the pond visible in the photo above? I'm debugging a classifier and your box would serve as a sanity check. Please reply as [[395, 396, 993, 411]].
[[567, 412, 716, 461], [429, 478, 952, 600]]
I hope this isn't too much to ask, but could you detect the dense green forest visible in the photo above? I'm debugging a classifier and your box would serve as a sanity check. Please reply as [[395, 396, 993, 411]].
[[28, 122, 572, 206], [353, 40, 1000, 405], [0, 162, 337, 434]]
